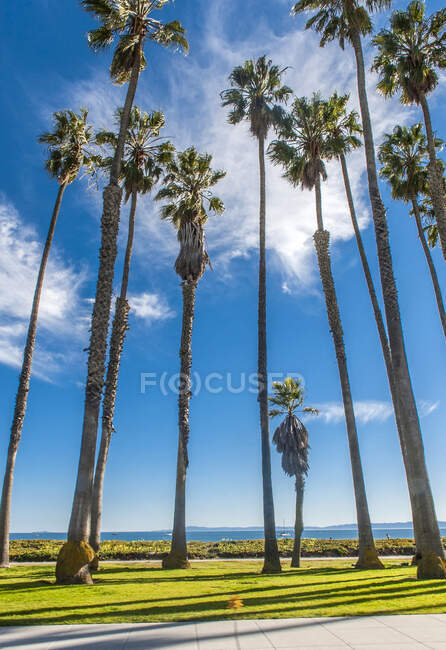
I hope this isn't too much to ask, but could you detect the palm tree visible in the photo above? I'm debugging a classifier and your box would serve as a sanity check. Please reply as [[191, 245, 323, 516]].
[[326, 95, 422, 546], [379, 124, 446, 340], [155, 148, 225, 569], [57, 1, 187, 584], [292, 0, 446, 580], [269, 93, 383, 570], [0, 109, 98, 569], [372, 0, 446, 261], [221, 56, 292, 574], [270, 378, 318, 568], [88, 107, 174, 554]]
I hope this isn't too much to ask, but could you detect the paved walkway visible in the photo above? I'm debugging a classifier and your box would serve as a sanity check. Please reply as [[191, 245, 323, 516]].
[[1, 615, 446, 649]]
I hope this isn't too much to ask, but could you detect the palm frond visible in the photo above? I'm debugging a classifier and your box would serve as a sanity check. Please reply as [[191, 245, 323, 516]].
[[38, 107, 99, 185], [100, 105, 173, 198], [151, 20, 189, 53], [378, 123, 437, 202], [268, 92, 341, 190], [272, 414, 310, 477], [221, 55, 292, 139], [292, 0, 375, 48], [156, 147, 225, 281], [81, 0, 188, 83], [373, 0, 446, 104]]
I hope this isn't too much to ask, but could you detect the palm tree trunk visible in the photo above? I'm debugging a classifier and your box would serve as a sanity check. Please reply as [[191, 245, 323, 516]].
[[258, 135, 281, 575], [351, 30, 445, 579], [89, 190, 138, 554], [162, 280, 196, 569], [56, 48, 142, 585], [419, 93, 446, 262], [340, 154, 392, 371], [291, 474, 305, 568], [411, 197, 446, 339], [0, 183, 66, 568], [340, 154, 423, 552], [313, 174, 382, 570], [110, 44, 142, 186]]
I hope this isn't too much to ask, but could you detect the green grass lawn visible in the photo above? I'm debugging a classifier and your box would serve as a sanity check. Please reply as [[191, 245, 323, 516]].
[[1, 560, 445, 625]]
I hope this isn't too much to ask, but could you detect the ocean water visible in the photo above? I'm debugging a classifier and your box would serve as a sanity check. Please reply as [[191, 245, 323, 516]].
[[10, 527, 446, 542]]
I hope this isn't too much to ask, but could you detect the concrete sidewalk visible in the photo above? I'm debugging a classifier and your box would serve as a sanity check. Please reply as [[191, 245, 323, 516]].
[[1, 615, 446, 649]]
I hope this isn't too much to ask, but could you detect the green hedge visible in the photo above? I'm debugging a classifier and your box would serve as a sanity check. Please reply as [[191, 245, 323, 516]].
[[8, 537, 439, 562]]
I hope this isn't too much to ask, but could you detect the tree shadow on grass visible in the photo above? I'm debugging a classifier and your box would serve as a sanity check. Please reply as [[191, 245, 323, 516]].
[[0, 564, 414, 597], [95, 564, 395, 584], [0, 580, 53, 593], [3, 575, 442, 614], [1, 574, 445, 626]]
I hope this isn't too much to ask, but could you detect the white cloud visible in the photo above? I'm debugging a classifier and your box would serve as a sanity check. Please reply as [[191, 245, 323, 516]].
[[62, 0, 414, 293], [129, 292, 175, 324], [314, 400, 394, 425], [0, 196, 89, 378], [311, 399, 440, 425], [419, 400, 440, 417], [149, 3, 412, 290], [50, 74, 124, 134]]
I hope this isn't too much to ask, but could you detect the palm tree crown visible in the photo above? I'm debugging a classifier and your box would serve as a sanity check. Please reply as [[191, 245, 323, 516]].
[[155, 147, 226, 281], [269, 377, 318, 419], [378, 123, 438, 201], [419, 190, 446, 249], [292, 0, 391, 49], [220, 56, 292, 139], [269, 93, 334, 191], [97, 106, 173, 201], [38, 108, 98, 186], [379, 124, 446, 341], [372, 1, 446, 105], [324, 92, 362, 156], [81, 0, 188, 84], [270, 378, 317, 478]]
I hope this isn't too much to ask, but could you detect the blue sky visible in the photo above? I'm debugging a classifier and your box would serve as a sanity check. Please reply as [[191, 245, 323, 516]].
[[0, 0, 445, 532]]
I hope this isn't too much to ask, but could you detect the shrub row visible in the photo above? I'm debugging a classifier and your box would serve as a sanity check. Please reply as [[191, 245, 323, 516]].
[[8, 537, 436, 562]]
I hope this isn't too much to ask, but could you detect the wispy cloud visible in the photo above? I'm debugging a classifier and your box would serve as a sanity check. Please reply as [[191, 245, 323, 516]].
[[0, 196, 89, 378], [419, 400, 440, 417], [310, 399, 440, 425], [314, 400, 394, 425], [128, 291, 175, 324]]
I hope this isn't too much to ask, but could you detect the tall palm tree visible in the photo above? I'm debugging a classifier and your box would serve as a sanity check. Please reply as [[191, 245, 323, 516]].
[[293, 0, 446, 579], [378, 124, 446, 339], [325, 95, 421, 544], [89, 107, 174, 554], [269, 93, 383, 570], [57, 1, 187, 584], [221, 56, 292, 574], [155, 148, 225, 569], [0, 109, 98, 569], [372, 0, 446, 261], [270, 377, 318, 568]]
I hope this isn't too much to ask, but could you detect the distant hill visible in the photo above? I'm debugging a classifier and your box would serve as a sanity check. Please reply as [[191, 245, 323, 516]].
[[185, 522, 446, 531], [308, 522, 446, 530]]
